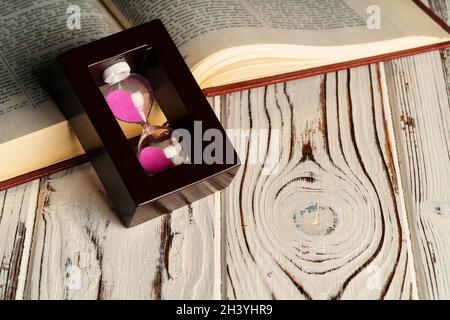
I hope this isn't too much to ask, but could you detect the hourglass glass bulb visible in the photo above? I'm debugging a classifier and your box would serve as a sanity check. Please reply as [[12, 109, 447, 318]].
[[103, 61, 184, 175], [103, 61, 153, 124]]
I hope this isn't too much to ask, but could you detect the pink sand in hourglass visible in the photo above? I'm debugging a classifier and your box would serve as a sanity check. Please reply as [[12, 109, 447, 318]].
[[105, 90, 142, 123], [139, 147, 174, 174]]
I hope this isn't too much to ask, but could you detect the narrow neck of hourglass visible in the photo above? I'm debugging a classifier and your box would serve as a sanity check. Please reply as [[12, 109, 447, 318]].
[[141, 121, 156, 135]]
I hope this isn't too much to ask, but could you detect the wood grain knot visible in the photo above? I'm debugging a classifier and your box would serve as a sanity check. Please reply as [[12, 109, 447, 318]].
[[400, 115, 416, 129], [435, 202, 450, 216], [293, 203, 338, 236]]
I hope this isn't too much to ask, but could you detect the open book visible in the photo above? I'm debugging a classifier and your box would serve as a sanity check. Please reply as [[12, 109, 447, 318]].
[[1, 0, 449, 189]]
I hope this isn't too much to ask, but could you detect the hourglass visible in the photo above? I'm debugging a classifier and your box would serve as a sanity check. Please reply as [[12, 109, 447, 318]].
[[102, 61, 183, 175]]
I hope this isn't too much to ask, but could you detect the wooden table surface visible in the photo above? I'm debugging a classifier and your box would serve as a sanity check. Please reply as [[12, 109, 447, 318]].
[[1, 0, 449, 300]]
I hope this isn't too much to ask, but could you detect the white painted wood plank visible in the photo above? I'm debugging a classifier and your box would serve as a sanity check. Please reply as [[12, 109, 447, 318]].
[[0, 180, 39, 300], [381, 0, 450, 300], [385, 50, 450, 299], [221, 65, 417, 299], [23, 164, 218, 299]]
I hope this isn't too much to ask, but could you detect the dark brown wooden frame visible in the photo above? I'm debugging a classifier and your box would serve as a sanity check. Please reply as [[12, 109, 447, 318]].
[[49, 19, 240, 227]]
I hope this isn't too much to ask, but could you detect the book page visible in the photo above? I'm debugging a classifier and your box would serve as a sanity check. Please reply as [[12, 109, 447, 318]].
[[0, 0, 121, 143], [105, 0, 449, 68]]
